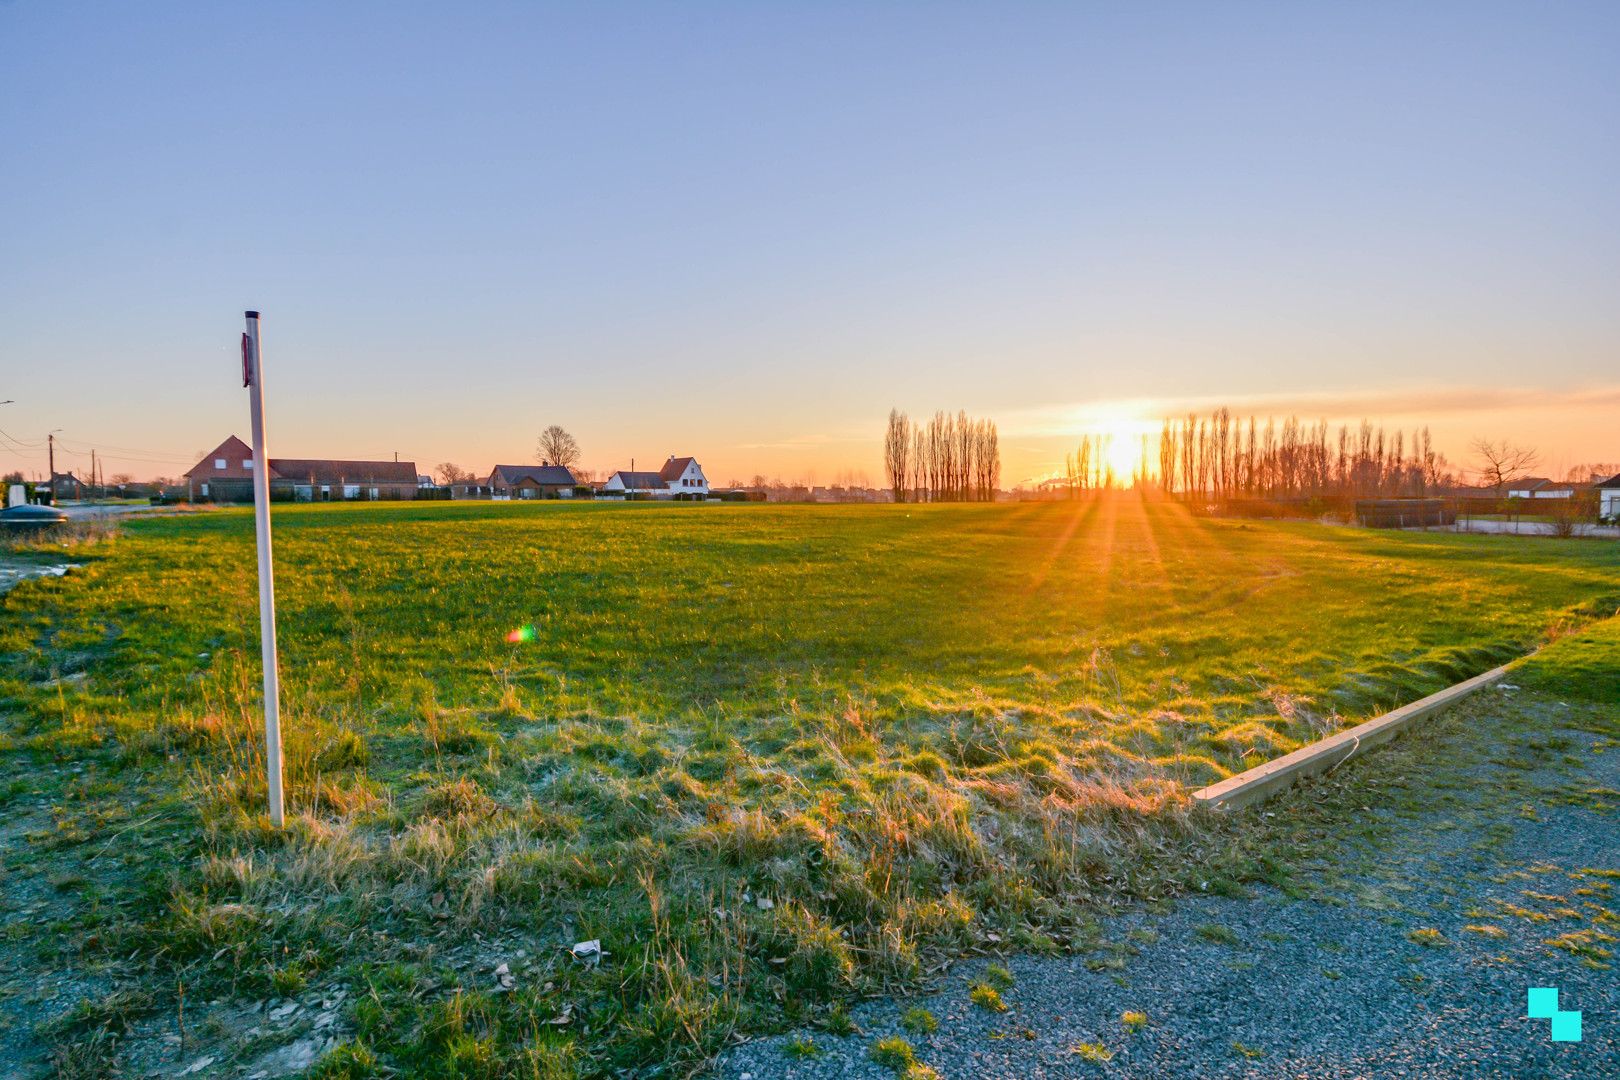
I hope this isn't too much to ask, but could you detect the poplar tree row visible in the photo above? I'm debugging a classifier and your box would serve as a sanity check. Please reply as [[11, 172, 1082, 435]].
[[1155, 409, 1453, 500], [1055, 434, 1132, 493], [885, 408, 1001, 502]]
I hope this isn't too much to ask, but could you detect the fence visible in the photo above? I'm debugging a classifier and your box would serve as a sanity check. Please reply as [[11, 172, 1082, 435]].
[[1355, 499, 1455, 528]]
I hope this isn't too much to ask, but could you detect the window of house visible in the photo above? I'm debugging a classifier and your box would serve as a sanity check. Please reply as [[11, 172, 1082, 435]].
[[243, 459, 253, 469], [215, 458, 226, 469], [200, 483, 209, 496]]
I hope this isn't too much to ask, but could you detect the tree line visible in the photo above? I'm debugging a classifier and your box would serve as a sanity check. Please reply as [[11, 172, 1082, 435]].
[[885, 409, 1001, 502], [1057, 434, 1141, 494], [1154, 409, 1454, 500]]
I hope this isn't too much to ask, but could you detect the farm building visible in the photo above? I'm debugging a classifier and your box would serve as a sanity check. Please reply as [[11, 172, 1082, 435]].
[[602, 456, 710, 499], [488, 463, 578, 499], [184, 436, 420, 502]]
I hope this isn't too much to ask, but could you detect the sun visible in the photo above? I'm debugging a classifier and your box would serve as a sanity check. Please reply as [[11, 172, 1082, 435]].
[[1102, 426, 1146, 480], [1070, 403, 1158, 481]]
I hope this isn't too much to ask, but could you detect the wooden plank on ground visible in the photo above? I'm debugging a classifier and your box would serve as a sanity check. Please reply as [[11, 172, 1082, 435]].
[[1193, 664, 1511, 810]]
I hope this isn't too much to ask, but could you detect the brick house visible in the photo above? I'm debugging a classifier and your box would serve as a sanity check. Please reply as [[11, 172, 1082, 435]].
[[48, 472, 86, 500], [184, 436, 420, 502], [488, 463, 578, 499]]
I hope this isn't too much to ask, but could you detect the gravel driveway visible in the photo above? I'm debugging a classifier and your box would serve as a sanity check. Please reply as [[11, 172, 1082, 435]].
[[716, 690, 1618, 1078]]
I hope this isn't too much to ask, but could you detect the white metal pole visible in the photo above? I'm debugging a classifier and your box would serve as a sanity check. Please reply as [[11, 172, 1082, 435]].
[[243, 311, 285, 827]]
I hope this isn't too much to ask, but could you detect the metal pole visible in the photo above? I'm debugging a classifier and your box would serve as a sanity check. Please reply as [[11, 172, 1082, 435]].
[[243, 311, 285, 826]]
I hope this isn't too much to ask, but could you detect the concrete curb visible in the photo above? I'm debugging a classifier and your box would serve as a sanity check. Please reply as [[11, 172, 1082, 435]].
[[1193, 664, 1511, 810]]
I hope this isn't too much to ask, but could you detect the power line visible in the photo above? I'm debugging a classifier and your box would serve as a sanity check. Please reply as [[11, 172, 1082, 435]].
[[0, 426, 49, 449], [56, 437, 194, 458], [51, 436, 196, 465]]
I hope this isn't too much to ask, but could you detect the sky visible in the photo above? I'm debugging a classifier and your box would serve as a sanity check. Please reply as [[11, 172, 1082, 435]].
[[2, 2, 1617, 487]]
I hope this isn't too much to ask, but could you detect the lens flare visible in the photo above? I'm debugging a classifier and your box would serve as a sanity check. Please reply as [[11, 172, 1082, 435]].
[[506, 625, 536, 644]]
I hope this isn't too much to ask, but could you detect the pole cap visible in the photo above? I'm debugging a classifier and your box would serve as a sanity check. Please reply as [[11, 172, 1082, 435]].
[[245, 310, 261, 319]]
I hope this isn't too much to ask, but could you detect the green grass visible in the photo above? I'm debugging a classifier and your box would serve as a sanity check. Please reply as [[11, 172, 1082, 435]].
[[1, 498, 1617, 1076], [869, 1034, 918, 1069], [1406, 927, 1448, 948], [1070, 1040, 1113, 1062], [1513, 610, 1620, 704], [900, 1005, 939, 1034], [1195, 923, 1240, 946], [968, 982, 1009, 1012]]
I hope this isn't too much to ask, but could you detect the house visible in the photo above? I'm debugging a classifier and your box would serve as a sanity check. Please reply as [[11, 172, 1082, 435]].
[[601, 470, 669, 497], [1597, 473, 1620, 520], [183, 436, 420, 502], [659, 456, 709, 497], [47, 472, 85, 500], [1506, 477, 1574, 499], [602, 456, 710, 499], [488, 463, 578, 499]]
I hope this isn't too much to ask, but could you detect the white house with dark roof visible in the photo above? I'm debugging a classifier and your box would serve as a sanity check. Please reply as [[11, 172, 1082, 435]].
[[658, 455, 708, 496], [602, 456, 709, 499], [1506, 477, 1574, 499], [1597, 473, 1620, 520]]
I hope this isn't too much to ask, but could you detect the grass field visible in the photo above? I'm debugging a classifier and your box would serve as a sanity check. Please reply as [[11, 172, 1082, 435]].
[[1, 498, 1617, 1077]]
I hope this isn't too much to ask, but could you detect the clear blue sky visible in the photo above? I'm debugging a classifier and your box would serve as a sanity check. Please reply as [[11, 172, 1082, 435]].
[[2, 2, 1616, 485]]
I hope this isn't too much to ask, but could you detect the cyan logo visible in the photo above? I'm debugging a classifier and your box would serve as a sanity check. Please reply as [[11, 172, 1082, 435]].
[[1527, 987, 1582, 1043]]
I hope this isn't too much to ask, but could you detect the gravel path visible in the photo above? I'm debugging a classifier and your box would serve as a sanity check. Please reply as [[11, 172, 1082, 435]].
[[716, 690, 1618, 1078]]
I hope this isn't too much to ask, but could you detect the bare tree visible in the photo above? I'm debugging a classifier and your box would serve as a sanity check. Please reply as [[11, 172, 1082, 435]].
[[1546, 490, 1597, 539], [887, 408, 999, 502], [435, 462, 475, 485], [884, 408, 911, 502], [536, 425, 582, 469], [1471, 438, 1539, 497]]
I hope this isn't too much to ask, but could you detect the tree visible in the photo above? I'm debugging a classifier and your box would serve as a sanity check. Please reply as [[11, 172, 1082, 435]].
[[884, 409, 911, 502], [435, 462, 475, 485], [1546, 490, 1597, 539], [1471, 438, 1539, 497], [537, 425, 582, 469]]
